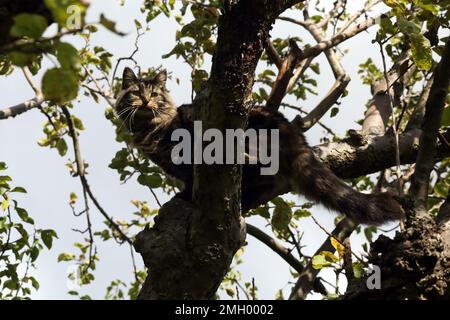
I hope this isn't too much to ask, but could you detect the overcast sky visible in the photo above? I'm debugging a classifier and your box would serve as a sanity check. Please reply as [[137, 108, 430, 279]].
[[0, 0, 396, 299]]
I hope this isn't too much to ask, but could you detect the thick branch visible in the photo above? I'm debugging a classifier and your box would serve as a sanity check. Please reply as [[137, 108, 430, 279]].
[[409, 38, 450, 213], [0, 96, 43, 120], [313, 127, 450, 180], [362, 50, 411, 136]]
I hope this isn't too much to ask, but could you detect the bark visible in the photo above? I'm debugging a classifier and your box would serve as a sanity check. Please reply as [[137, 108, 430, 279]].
[[135, 0, 302, 299], [344, 38, 450, 300], [314, 127, 450, 180]]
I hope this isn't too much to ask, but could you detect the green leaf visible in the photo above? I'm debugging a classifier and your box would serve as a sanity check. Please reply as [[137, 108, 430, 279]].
[[364, 226, 377, 242], [30, 276, 40, 290], [3, 279, 19, 291], [253, 206, 270, 219], [10, 14, 48, 39], [11, 186, 27, 193], [410, 34, 432, 71], [271, 198, 292, 234], [353, 262, 364, 279], [137, 174, 163, 188], [42, 68, 79, 104], [56, 139, 68, 157], [312, 251, 339, 270], [72, 116, 85, 130], [41, 229, 58, 249], [312, 254, 328, 270], [330, 107, 339, 118], [293, 209, 311, 218], [397, 15, 421, 35], [57, 252, 74, 262], [414, 0, 439, 15], [100, 14, 126, 36], [30, 246, 40, 262], [434, 181, 448, 197], [56, 42, 81, 71], [16, 207, 34, 224], [7, 52, 39, 67], [442, 107, 450, 126], [44, 0, 86, 27]]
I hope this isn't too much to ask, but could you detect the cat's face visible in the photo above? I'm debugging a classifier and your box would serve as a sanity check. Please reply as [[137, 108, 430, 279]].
[[115, 67, 175, 131]]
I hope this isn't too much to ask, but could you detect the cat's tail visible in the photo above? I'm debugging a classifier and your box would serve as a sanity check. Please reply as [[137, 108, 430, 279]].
[[291, 146, 404, 225]]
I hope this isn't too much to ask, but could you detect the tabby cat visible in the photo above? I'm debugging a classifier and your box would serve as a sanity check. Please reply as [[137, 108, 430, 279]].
[[114, 67, 403, 225]]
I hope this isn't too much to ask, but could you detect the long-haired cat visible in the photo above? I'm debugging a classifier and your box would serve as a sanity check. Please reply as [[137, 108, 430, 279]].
[[114, 67, 403, 225]]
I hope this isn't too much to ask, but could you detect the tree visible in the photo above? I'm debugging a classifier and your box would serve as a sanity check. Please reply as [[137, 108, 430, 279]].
[[0, 0, 449, 300]]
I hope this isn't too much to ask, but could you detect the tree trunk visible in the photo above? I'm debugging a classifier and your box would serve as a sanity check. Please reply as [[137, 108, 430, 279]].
[[134, 0, 299, 299]]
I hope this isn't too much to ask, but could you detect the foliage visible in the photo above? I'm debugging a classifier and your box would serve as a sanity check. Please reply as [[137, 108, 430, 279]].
[[0, 0, 449, 300], [0, 162, 56, 299]]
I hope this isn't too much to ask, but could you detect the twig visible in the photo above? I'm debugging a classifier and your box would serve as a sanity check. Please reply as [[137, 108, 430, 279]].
[[61, 106, 132, 245], [378, 41, 403, 196], [296, 74, 350, 131], [246, 223, 304, 273], [83, 66, 116, 106], [298, 13, 384, 60], [111, 25, 144, 88], [246, 223, 327, 295], [0, 28, 83, 55], [289, 218, 356, 300], [282, 103, 335, 135]]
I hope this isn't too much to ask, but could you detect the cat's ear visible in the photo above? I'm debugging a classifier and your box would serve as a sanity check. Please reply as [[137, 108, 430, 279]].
[[122, 67, 137, 89], [154, 70, 167, 88]]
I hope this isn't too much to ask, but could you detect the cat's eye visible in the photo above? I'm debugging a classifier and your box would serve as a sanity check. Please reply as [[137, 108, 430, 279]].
[[151, 92, 158, 97]]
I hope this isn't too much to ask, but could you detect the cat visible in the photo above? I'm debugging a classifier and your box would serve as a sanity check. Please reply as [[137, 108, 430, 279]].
[[114, 67, 404, 225]]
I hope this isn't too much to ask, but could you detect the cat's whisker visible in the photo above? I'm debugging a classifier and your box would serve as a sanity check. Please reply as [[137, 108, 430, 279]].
[[115, 106, 134, 118], [118, 107, 135, 131], [131, 108, 139, 127], [128, 109, 136, 129]]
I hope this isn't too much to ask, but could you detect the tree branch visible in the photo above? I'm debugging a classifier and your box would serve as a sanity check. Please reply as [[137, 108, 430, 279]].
[[313, 127, 450, 180], [0, 96, 44, 120], [298, 13, 384, 61], [409, 38, 450, 214], [61, 106, 132, 245], [246, 223, 328, 295], [295, 74, 350, 131], [289, 218, 356, 299], [266, 39, 303, 110], [0, 67, 44, 120]]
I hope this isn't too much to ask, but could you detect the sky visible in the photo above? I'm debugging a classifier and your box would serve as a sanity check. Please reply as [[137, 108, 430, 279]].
[[0, 0, 397, 300]]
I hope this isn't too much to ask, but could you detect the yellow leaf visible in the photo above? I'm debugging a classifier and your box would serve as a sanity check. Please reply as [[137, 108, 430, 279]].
[[69, 192, 77, 205], [1, 199, 9, 211], [331, 237, 345, 260]]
